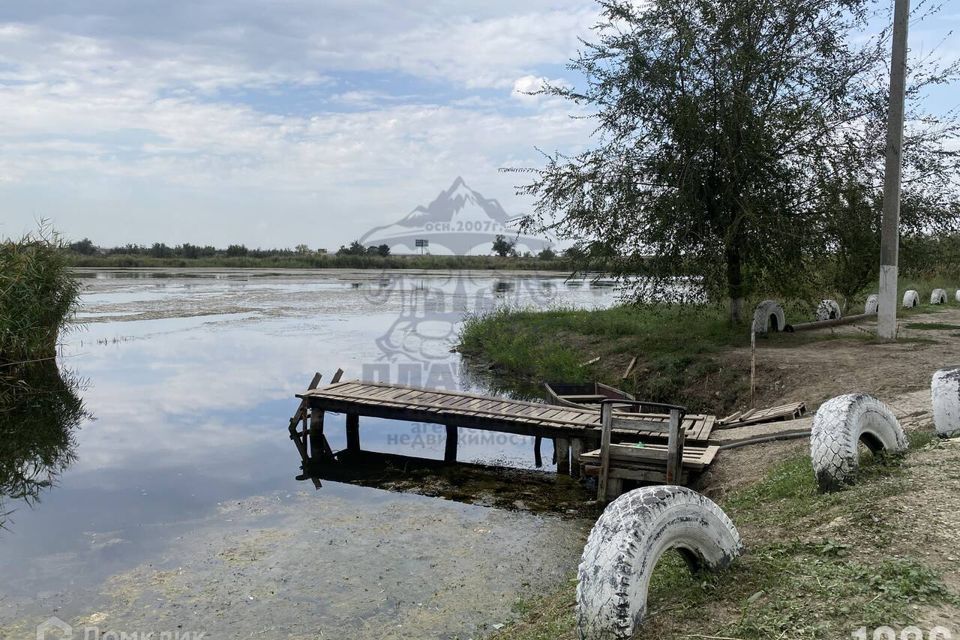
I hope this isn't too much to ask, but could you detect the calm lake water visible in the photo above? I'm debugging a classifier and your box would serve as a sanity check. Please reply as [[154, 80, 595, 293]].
[[1, 268, 618, 639]]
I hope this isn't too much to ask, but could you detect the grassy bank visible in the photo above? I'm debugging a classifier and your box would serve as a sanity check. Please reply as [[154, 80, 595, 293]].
[[458, 305, 749, 413], [65, 252, 576, 271], [0, 235, 80, 367], [492, 432, 956, 640], [458, 276, 960, 414]]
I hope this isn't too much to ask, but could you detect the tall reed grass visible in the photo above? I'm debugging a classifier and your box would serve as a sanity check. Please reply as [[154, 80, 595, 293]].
[[0, 231, 81, 366]]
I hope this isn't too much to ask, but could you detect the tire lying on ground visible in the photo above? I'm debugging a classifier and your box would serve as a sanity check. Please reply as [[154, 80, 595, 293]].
[[816, 299, 842, 321], [932, 367, 960, 438], [577, 486, 743, 640], [810, 393, 908, 491], [902, 289, 920, 308], [864, 293, 879, 315], [931, 288, 948, 305], [752, 299, 785, 334]]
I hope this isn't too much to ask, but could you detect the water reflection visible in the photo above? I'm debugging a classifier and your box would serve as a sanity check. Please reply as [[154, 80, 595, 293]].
[[0, 362, 87, 527]]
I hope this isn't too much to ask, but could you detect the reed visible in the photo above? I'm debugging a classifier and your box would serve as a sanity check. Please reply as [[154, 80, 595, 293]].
[[0, 231, 81, 367]]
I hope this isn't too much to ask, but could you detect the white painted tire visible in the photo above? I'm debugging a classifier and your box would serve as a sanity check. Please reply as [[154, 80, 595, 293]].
[[577, 486, 743, 639], [932, 367, 960, 438], [955, 289, 960, 303], [816, 299, 841, 321], [810, 394, 908, 490], [902, 290, 919, 308], [931, 288, 947, 305], [864, 294, 879, 315], [752, 300, 785, 334]]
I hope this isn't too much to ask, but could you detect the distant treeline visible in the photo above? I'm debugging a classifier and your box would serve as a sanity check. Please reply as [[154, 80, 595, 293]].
[[62, 238, 580, 271]]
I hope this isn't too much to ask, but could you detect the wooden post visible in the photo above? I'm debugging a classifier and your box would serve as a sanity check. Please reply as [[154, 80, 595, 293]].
[[309, 408, 324, 458], [597, 403, 613, 501], [534, 436, 543, 468], [444, 425, 458, 462], [665, 408, 684, 484], [346, 413, 360, 452], [555, 437, 570, 475], [607, 478, 623, 500], [569, 438, 584, 479]]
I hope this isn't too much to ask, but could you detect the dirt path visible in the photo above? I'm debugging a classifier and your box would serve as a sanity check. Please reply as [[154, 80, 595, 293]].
[[748, 309, 960, 411]]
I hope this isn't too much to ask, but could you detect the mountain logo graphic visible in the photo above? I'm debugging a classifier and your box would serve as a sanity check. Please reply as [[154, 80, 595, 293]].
[[359, 177, 550, 255]]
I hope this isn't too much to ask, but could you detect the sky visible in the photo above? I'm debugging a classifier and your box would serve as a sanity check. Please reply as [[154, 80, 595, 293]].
[[0, 1, 957, 251]]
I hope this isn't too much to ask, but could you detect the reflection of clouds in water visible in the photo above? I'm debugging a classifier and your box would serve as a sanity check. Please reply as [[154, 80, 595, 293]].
[[65, 272, 621, 472]]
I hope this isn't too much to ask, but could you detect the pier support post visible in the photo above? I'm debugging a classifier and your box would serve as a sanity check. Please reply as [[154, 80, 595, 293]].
[[606, 477, 624, 500], [555, 437, 570, 475], [444, 425, 458, 462], [309, 408, 324, 457], [346, 413, 360, 453], [569, 438, 583, 479], [534, 436, 543, 468]]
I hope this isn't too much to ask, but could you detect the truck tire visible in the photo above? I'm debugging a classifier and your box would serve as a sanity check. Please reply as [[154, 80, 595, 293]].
[[752, 300, 785, 334], [864, 294, 879, 315], [816, 299, 841, 321], [932, 367, 960, 438], [577, 486, 743, 639], [810, 394, 907, 491], [902, 290, 919, 308], [931, 288, 947, 305]]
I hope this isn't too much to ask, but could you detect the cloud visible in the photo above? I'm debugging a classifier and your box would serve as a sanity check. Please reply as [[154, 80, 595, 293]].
[[0, 3, 602, 247], [511, 75, 572, 104]]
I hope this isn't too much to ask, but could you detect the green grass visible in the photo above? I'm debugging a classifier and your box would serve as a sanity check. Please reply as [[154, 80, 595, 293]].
[[489, 438, 955, 640], [458, 305, 748, 412]]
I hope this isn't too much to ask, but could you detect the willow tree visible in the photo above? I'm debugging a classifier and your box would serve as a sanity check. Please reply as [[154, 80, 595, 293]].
[[519, 0, 958, 321]]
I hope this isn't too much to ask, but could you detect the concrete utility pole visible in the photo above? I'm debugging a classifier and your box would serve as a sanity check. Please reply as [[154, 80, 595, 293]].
[[877, 0, 910, 339]]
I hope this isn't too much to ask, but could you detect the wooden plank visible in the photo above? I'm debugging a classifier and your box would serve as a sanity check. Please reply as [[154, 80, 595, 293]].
[[330, 368, 344, 384], [560, 394, 608, 402], [621, 356, 638, 380], [583, 464, 689, 485]]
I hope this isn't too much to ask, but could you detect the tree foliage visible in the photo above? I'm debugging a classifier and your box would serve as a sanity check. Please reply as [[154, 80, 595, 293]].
[[517, 0, 960, 320], [491, 234, 516, 257]]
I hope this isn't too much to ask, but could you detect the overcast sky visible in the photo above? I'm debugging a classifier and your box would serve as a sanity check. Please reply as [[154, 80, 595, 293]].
[[1, 1, 957, 250]]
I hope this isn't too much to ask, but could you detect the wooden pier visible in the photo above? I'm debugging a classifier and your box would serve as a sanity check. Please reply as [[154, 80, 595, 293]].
[[288, 377, 719, 498]]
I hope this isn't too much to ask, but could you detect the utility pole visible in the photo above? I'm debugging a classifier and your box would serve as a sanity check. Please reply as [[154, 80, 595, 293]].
[[877, 0, 910, 339]]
